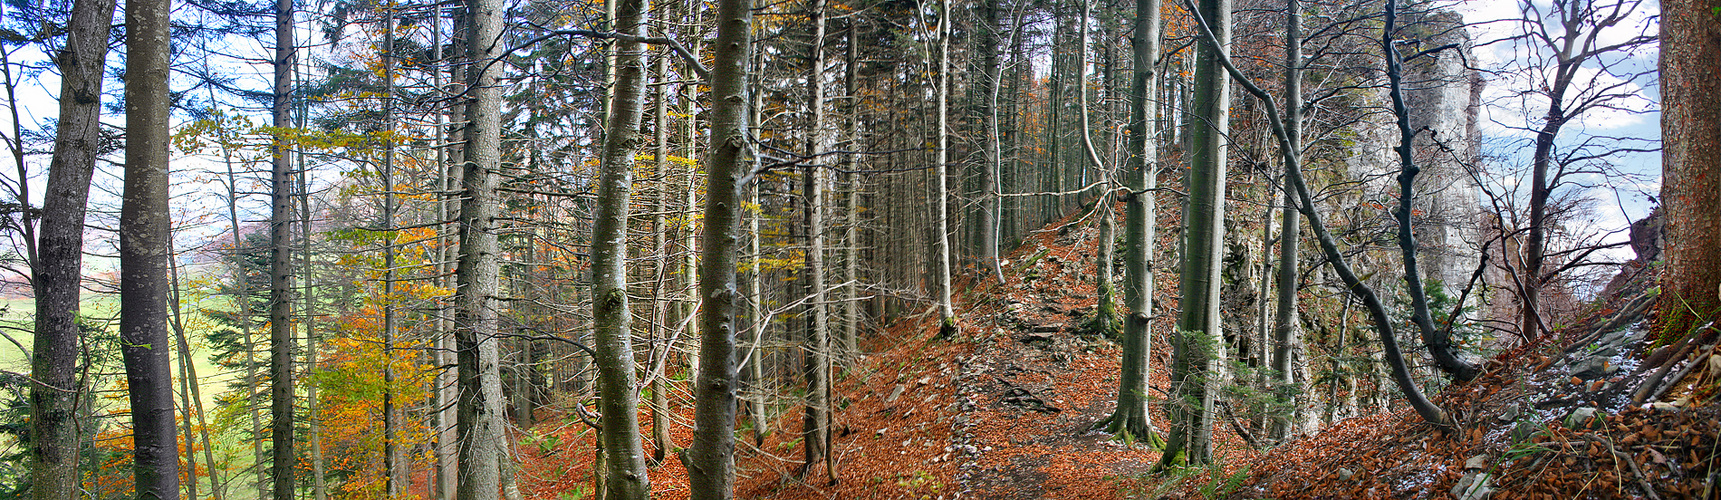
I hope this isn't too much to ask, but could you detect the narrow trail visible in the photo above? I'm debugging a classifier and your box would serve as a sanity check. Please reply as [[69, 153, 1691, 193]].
[[517, 204, 1718, 499]]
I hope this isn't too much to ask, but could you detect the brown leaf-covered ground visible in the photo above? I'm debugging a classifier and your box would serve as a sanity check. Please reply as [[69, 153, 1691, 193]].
[[516, 206, 1718, 499]]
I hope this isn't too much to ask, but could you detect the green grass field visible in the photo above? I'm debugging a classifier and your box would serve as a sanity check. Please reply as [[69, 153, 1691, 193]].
[[0, 293, 238, 413]]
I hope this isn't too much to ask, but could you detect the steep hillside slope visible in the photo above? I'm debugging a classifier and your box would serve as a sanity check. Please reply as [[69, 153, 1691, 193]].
[[516, 205, 1719, 499], [731, 209, 1246, 499]]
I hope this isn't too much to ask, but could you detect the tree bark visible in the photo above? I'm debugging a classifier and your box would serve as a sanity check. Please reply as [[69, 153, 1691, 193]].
[[1268, 0, 1302, 442], [269, 0, 298, 495], [435, 6, 464, 497], [1159, 0, 1230, 468], [456, 0, 509, 493], [650, 52, 675, 467], [934, 0, 958, 338], [1077, 0, 1121, 341], [799, 0, 834, 482], [377, 6, 405, 495], [120, 0, 180, 493], [1659, 0, 1721, 336], [978, 0, 1005, 283], [1095, 0, 1163, 448], [841, 19, 862, 360], [589, 0, 653, 494], [28, 0, 114, 496], [686, 0, 751, 492]]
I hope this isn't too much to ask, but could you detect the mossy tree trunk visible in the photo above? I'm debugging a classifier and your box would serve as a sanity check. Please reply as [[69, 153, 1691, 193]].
[[29, 0, 114, 495], [1158, 0, 1230, 469], [1094, 0, 1165, 448], [589, 0, 654, 493]]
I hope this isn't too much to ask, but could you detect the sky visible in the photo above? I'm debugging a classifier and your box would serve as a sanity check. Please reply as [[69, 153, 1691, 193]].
[[1454, 0, 1663, 269]]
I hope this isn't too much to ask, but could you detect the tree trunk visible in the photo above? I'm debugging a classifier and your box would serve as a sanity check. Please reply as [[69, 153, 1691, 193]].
[[269, 0, 298, 495], [1659, 0, 1721, 336], [120, 0, 180, 493], [1094, 0, 1164, 448], [377, 7, 405, 495], [799, 0, 834, 482], [217, 108, 266, 500], [680, 11, 703, 368], [744, 82, 769, 449], [166, 246, 201, 500], [1159, 0, 1230, 468], [456, 0, 509, 493], [1078, 0, 1120, 340], [28, 0, 114, 495], [299, 116, 327, 500], [685, 0, 751, 492], [435, 7, 465, 497], [590, 0, 653, 494], [978, 0, 1004, 283], [934, 0, 958, 338], [841, 17, 862, 361], [650, 52, 675, 467], [1383, 0, 1478, 382], [1268, 0, 1302, 442]]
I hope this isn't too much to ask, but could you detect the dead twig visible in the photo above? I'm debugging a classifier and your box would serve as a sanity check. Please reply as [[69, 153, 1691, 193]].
[[1583, 433, 1662, 500]]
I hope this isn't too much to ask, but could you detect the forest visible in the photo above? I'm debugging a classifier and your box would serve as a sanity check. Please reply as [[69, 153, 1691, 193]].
[[0, 0, 1716, 495]]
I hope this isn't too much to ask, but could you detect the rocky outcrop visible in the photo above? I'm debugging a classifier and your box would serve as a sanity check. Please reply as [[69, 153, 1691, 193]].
[[1334, 6, 1486, 292], [1403, 8, 1487, 291]]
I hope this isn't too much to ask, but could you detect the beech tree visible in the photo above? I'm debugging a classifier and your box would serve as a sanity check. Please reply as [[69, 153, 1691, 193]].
[[28, 0, 115, 496], [1093, 0, 1164, 448], [1267, 0, 1302, 442], [686, 0, 752, 490], [119, 0, 180, 494], [588, 0, 653, 494], [1159, 0, 1232, 468]]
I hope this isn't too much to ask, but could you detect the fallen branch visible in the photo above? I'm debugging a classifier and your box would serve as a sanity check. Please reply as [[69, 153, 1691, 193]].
[[1634, 328, 1708, 405]]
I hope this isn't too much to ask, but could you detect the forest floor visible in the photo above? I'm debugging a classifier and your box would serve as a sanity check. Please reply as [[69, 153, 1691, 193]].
[[516, 206, 1721, 499]]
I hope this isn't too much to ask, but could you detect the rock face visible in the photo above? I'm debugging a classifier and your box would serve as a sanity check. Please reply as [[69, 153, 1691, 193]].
[[1403, 9, 1487, 291], [1629, 209, 1663, 264], [1337, 7, 1486, 292]]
